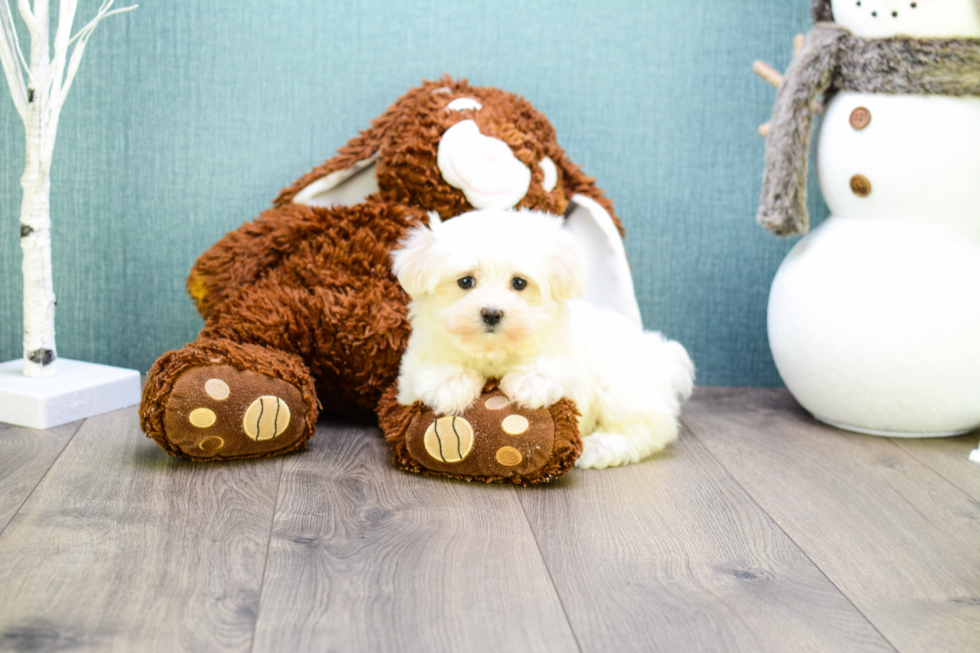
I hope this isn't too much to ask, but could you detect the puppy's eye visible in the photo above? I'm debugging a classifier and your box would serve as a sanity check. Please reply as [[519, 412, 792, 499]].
[[458, 276, 476, 290], [511, 277, 527, 291]]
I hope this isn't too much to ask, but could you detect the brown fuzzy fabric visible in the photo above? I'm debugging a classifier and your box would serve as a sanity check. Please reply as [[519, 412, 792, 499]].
[[141, 76, 616, 475], [193, 202, 424, 416], [140, 338, 319, 459], [377, 380, 582, 486], [272, 76, 621, 233]]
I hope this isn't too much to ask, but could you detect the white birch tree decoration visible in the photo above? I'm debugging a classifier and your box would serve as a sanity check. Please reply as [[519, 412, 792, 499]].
[[0, 0, 135, 377]]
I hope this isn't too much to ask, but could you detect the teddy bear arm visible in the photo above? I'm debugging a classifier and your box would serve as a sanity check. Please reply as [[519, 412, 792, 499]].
[[187, 202, 354, 319]]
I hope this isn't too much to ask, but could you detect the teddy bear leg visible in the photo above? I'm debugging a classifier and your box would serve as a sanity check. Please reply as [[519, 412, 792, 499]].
[[376, 381, 583, 485], [141, 338, 318, 461]]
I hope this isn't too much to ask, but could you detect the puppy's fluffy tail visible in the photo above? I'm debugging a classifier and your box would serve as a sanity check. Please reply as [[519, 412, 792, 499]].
[[642, 331, 695, 404]]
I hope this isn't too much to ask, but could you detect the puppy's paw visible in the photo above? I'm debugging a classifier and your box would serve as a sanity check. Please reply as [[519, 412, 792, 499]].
[[413, 367, 484, 416], [575, 432, 633, 469], [501, 370, 565, 409]]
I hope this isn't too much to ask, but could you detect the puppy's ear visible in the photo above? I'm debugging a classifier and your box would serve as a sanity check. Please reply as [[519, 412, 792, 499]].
[[391, 222, 441, 299], [545, 231, 585, 301]]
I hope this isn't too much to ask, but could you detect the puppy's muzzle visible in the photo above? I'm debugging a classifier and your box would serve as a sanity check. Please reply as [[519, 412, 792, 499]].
[[481, 308, 504, 328]]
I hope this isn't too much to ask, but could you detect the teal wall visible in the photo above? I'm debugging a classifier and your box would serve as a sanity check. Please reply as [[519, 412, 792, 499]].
[[0, 0, 826, 386]]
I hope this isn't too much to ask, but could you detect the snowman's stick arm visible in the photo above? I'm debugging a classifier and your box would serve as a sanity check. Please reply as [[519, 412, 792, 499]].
[[753, 60, 784, 88], [754, 39, 825, 138]]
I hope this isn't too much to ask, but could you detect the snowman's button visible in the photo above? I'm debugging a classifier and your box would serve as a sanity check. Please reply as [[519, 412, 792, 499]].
[[849, 107, 871, 130], [850, 174, 872, 197]]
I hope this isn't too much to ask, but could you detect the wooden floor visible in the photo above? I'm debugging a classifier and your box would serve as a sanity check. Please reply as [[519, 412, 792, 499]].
[[0, 387, 978, 652]]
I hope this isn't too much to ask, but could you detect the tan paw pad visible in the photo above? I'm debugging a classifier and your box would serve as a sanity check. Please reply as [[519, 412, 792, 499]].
[[485, 396, 509, 410], [496, 446, 523, 467], [204, 378, 230, 400], [502, 414, 529, 435], [188, 408, 217, 428], [242, 396, 291, 441], [424, 415, 474, 463], [198, 436, 225, 453]]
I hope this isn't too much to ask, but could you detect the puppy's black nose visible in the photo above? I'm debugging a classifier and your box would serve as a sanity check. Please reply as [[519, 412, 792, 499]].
[[481, 308, 503, 326]]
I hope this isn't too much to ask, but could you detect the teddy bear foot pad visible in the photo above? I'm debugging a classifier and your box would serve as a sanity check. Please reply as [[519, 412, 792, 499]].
[[162, 365, 307, 460], [379, 384, 582, 485]]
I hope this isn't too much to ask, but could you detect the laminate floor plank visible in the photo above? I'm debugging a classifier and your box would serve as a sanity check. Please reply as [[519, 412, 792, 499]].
[[251, 420, 578, 653], [516, 427, 892, 653], [0, 419, 84, 533], [683, 387, 980, 653], [889, 433, 980, 502], [0, 408, 282, 653]]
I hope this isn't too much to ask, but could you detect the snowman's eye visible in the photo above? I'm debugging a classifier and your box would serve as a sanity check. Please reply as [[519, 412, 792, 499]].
[[446, 98, 483, 112]]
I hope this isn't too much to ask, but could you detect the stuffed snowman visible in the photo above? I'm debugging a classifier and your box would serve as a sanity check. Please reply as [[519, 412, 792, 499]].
[[757, 0, 980, 436]]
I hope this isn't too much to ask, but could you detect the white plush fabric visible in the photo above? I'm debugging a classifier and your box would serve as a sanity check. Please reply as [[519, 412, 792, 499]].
[[769, 218, 980, 436], [816, 94, 980, 228], [539, 155, 558, 192], [293, 153, 380, 207], [564, 195, 644, 329], [437, 120, 531, 210], [446, 97, 483, 112]]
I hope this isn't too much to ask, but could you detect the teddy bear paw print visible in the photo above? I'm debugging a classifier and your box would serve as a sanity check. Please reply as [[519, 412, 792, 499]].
[[162, 365, 306, 460], [404, 389, 562, 480]]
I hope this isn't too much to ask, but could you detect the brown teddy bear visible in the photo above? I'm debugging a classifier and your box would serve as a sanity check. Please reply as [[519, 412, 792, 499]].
[[140, 76, 642, 484]]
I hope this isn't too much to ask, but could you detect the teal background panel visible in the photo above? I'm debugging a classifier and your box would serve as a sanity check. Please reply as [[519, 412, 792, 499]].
[[0, 0, 827, 386]]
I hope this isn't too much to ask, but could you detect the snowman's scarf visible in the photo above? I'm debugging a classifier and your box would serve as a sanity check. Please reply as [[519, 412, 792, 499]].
[[758, 22, 980, 236]]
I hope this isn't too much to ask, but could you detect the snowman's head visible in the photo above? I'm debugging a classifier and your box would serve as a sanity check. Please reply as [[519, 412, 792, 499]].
[[823, 0, 980, 38]]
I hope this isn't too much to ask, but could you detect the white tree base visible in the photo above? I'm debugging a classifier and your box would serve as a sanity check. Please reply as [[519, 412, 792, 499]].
[[0, 358, 141, 430]]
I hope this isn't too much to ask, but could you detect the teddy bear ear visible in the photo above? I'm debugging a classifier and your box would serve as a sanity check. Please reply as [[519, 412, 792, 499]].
[[274, 138, 386, 208], [273, 99, 405, 207], [554, 155, 625, 238], [564, 194, 644, 329], [290, 152, 380, 208]]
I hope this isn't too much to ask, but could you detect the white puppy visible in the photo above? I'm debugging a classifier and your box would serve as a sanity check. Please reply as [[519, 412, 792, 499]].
[[391, 209, 694, 469]]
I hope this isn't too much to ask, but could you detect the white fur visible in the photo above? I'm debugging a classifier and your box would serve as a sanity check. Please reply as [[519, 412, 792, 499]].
[[392, 209, 695, 469]]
